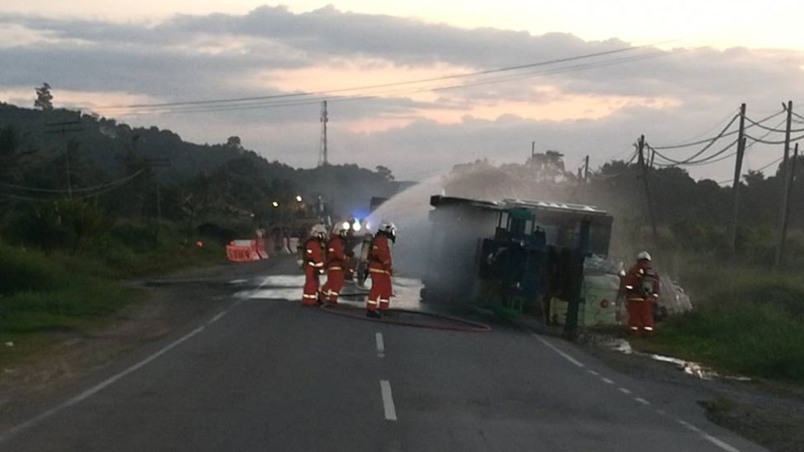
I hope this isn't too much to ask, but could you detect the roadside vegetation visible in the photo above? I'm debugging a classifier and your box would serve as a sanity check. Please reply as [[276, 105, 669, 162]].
[[0, 103, 402, 375], [625, 225, 804, 384], [0, 221, 224, 340]]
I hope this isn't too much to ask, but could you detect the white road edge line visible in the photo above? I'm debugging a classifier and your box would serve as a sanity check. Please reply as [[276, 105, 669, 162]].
[[531, 334, 585, 368], [702, 433, 741, 452], [376, 332, 385, 358], [677, 419, 740, 452], [0, 325, 206, 443], [527, 328, 742, 452], [207, 311, 228, 325], [380, 380, 397, 421]]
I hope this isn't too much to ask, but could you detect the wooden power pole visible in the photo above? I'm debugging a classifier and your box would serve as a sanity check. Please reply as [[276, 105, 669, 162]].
[[637, 135, 659, 244], [729, 103, 747, 258], [775, 101, 794, 268]]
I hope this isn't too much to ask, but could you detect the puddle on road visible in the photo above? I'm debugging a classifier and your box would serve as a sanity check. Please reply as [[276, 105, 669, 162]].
[[235, 274, 424, 311], [595, 336, 750, 382]]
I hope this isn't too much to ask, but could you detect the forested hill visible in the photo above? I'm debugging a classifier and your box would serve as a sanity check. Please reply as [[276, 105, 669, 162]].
[[0, 103, 402, 220]]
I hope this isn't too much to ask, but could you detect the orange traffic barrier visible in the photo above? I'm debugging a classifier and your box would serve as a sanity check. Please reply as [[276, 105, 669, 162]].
[[255, 238, 269, 259], [226, 244, 258, 262]]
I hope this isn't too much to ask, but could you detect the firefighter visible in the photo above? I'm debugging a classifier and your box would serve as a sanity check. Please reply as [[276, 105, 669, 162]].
[[301, 224, 327, 306], [366, 221, 396, 318], [621, 251, 660, 336], [320, 222, 350, 305]]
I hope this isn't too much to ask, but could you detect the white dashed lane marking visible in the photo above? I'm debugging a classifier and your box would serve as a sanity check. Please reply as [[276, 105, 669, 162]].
[[380, 380, 397, 421], [618, 387, 632, 395], [376, 332, 385, 358]]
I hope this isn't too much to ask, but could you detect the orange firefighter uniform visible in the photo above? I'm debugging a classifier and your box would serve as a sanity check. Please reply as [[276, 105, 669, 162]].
[[621, 258, 660, 335], [367, 234, 393, 313], [320, 233, 347, 305], [302, 236, 325, 306]]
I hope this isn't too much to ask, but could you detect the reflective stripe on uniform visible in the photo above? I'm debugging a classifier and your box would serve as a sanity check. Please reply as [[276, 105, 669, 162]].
[[367, 299, 378, 305], [369, 268, 389, 274], [303, 294, 317, 299], [328, 267, 343, 271]]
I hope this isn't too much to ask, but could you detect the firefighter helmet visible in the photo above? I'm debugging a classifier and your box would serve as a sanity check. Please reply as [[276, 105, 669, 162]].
[[377, 221, 397, 242], [311, 224, 327, 239], [637, 251, 652, 262], [333, 221, 350, 237]]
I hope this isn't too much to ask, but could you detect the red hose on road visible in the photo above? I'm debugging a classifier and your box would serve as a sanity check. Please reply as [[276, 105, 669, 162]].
[[319, 304, 492, 333]]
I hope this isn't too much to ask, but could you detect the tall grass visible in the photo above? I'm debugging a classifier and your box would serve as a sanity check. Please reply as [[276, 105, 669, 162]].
[[646, 261, 804, 383], [0, 222, 224, 336]]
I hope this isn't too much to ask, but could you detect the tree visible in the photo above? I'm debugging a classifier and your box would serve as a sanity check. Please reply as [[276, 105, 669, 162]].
[[226, 136, 244, 151], [527, 150, 567, 183], [375, 165, 394, 181], [34, 83, 54, 111]]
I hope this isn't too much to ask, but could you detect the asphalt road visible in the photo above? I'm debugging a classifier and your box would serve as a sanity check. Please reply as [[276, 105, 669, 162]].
[[0, 262, 767, 452]]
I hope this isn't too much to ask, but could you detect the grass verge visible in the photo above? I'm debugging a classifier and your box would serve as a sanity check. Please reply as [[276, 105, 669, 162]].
[[636, 262, 804, 384], [0, 225, 224, 343]]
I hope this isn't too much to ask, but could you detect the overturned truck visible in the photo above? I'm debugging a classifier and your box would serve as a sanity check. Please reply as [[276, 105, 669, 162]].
[[421, 196, 615, 334]]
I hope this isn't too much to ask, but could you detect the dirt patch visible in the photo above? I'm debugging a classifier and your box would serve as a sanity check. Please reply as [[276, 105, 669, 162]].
[[580, 335, 804, 452]]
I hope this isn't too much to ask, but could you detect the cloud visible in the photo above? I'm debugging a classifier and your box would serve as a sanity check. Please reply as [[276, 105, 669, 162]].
[[0, 6, 802, 183]]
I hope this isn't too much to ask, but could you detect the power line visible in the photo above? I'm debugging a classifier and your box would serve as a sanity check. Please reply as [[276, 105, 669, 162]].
[[744, 132, 804, 145], [648, 109, 786, 168], [652, 118, 787, 169], [0, 170, 145, 195], [744, 115, 804, 133], [651, 109, 786, 151], [96, 40, 676, 112], [651, 139, 739, 167], [590, 150, 639, 180], [755, 156, 785, 173], [650, 113, 739, 151], [108, 51, 668, 116]]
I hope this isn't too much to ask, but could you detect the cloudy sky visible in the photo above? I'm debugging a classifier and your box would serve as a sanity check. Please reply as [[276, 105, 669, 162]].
[[2, 1, 804, 182]]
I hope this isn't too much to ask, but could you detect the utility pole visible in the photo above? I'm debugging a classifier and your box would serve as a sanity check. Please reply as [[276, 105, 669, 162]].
[[637, 135, 659, 244], [531, 141, 536, 158], [45, 111, 81, 200], [777, 142, 798, 268], [318, 100, 328, 167], [65, 144, 73, 200], [583, 155, 590, 182], [729, 103, 747, 258], [775, 101, 794, 268], [145, 157, 170, 238]]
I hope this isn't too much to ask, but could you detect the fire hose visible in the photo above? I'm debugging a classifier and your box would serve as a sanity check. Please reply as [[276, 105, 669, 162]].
[[320, 292, 491, 333]]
